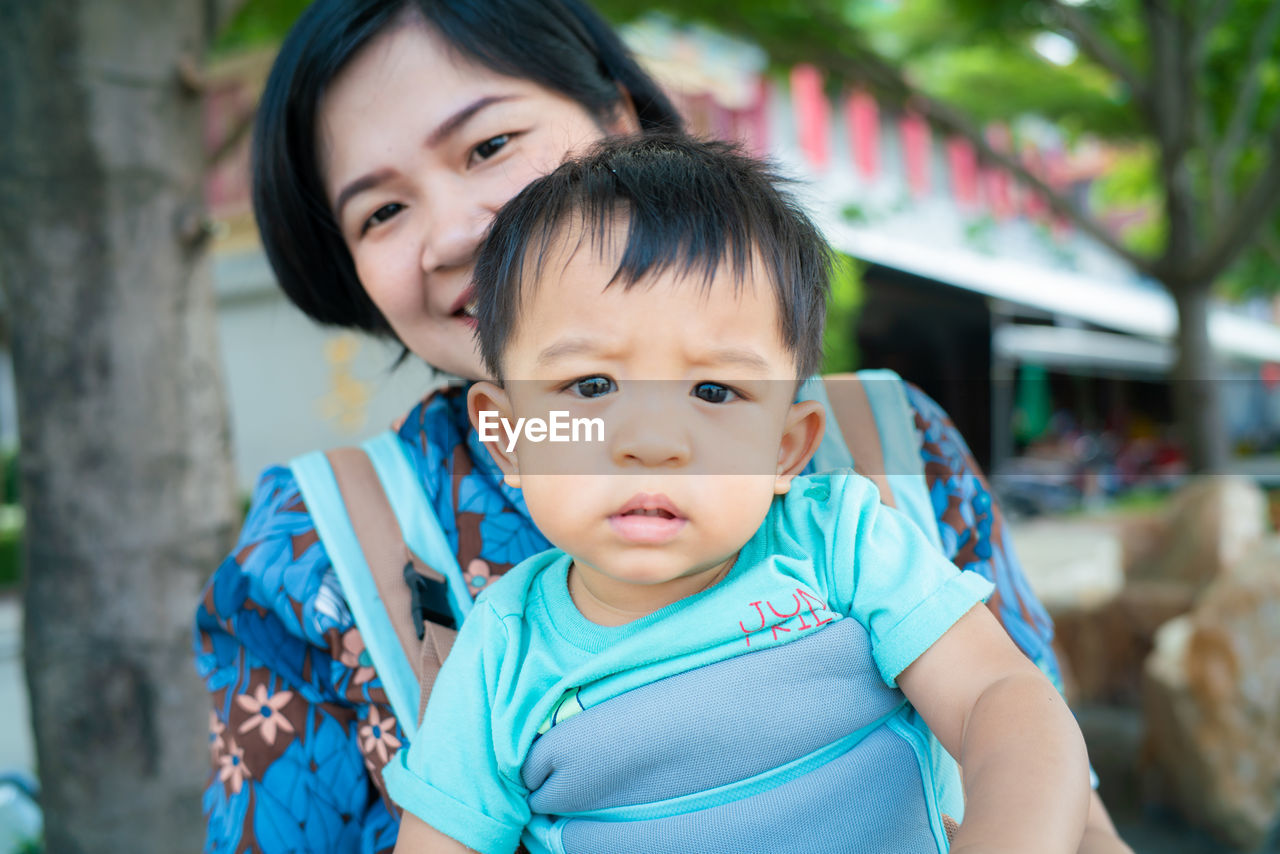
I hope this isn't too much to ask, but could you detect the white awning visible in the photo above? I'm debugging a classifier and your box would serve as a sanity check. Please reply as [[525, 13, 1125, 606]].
[[826, 223, 1280, 364], [992, 324, 1172, 375]]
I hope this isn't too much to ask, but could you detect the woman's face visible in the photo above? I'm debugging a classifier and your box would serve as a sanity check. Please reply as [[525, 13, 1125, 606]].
[[319, 19, 638, 380]]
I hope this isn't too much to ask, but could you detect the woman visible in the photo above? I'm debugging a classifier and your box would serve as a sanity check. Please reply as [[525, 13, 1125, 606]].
[[194, 1, 1130, 852]]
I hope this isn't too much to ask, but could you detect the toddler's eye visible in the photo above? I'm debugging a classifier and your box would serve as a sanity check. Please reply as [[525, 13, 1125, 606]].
[[692, 382, 738, 404], [571, 376, 615, 398], [361, 202, 404, 235], [472, 134, 511, 163]]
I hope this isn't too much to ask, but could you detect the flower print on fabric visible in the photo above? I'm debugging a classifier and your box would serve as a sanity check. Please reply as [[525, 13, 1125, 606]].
[[904, 383, 1060, 687], [338, 628, 377, 686], [217, 738, 250, 795], [195, 388, 549, 854], [360, 705, 403, 767], [464, 558, 493, 594], [236, 684, 297, 747], [209, 710, 225, 764]]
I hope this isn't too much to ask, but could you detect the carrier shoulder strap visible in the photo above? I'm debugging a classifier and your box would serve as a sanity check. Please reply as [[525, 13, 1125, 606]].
[[855, 369, 944, 552], [814, 371, 944, 552], [807, 373, 897, 508], [290, 430, 468, 729]]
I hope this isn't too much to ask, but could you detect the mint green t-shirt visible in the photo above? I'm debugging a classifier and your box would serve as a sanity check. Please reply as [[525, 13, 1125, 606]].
[[385, 471, 993, 854]]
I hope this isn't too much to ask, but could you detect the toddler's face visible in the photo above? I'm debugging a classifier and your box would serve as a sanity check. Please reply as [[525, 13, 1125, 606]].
[[469, 229, 823, 608]]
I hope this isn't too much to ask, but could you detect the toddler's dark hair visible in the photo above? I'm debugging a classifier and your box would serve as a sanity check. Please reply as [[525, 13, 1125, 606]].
[[472, 134, 833, 379]]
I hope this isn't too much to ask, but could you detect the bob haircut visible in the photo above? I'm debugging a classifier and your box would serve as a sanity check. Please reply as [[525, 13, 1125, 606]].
[[251, 0, 684, 341], [472, 134, 834, 380]]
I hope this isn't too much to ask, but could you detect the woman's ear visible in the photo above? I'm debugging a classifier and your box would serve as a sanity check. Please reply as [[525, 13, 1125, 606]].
[[468, 381, 521, 489], [774, 399, 826, 495]]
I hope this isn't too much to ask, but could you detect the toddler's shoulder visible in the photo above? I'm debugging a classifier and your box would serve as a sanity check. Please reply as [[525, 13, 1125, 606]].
[[469, 546, 568, 621], [781, 469, 879, 514]]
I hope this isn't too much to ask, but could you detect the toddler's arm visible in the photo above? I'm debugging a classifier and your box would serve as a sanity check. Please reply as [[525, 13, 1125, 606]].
[[394, 812, 480, 854], [897, 603, 1091, 854]]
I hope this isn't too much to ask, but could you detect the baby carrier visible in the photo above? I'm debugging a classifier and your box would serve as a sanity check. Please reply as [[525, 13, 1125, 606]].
[[290, 370, 962, 852]]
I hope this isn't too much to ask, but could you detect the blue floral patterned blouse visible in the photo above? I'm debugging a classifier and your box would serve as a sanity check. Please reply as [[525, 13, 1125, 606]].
[[193, 383, 1059, 854]]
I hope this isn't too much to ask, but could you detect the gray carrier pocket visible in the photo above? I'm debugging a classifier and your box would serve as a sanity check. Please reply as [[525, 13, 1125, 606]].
[[522, 620, 950, 854]]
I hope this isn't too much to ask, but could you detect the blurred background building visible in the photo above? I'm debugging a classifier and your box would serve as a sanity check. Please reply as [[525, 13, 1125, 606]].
[[180, 16, 1280, 497]]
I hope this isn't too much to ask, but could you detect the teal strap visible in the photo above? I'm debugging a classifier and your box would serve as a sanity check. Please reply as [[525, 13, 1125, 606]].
[[887, 707, 963, 850], [858, 369, 943, 552], [290, 450, 421, 730], [361, 431, 474, 624], [797, 376, 855, 473], [859, 369, 959, 851]]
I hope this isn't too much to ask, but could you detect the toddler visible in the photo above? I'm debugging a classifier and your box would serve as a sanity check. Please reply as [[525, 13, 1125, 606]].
[[386, 134, 1089, 854]]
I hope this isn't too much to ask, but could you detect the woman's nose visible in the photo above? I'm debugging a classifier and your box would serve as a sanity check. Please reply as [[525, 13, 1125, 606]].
[[418, 190, 492, 274]]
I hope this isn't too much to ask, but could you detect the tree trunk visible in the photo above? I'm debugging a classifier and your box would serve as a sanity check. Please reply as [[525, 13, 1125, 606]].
[[0, 2, 238, 852], [1170, 283, 1229, 474]]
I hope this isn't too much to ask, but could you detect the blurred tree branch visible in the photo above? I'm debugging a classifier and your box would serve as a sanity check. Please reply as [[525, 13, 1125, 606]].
[[1044, 0, 1149, 113], [1208, 0, 1280, 207]]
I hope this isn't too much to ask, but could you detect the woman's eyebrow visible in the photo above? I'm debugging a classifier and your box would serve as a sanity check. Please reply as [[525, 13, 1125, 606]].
[[335, 170, 394, 222], [425, 94, 519, 148], [334, 94, 520, 221]]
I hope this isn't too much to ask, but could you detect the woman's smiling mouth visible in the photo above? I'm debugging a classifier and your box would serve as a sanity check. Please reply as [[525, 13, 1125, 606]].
[[449, 290, 479, 327]]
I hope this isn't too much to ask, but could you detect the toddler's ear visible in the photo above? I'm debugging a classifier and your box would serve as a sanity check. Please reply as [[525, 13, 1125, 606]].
[[467, 381, 521, 489], [775, 399, 825, 494]]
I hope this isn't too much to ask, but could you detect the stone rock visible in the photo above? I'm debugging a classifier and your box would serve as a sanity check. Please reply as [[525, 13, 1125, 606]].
[[1126, 478, 1267, 588], [1142, 548, 1280, 850], [1008, 518, 1124, 613], [1053, 580, 1197, 706]]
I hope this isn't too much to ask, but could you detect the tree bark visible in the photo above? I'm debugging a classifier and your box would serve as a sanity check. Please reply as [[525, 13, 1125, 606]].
[[0, 2, 237, 852], [1170, 284, 1229, 474]]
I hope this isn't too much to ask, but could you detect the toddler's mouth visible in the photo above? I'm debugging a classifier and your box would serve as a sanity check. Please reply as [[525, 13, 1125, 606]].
[[621, 507, 677, 519], [610, 494, 687, 544]]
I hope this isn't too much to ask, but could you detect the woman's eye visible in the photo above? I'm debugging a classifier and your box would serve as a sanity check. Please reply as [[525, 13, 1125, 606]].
[[361, 202, 404, 235], [570, 376, 615, 399], [471, 134, 511, 163], [692, 382, 738, 404]]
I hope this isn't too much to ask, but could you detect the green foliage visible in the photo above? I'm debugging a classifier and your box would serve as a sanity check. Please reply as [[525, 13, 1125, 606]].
[[1, 445, 16, 504], [0, 447, 21, 589], [214, 0, 310, 54], [908, 43, 1135, 136], [0, 509, 21, 590], [1219, 219, 1280, 301], [822, 253, 863, 374], [1089, 145, 1166, 256]]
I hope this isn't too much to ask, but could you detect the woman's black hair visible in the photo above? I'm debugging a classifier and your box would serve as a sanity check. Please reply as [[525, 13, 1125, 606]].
[[251, 0, 685, 340]]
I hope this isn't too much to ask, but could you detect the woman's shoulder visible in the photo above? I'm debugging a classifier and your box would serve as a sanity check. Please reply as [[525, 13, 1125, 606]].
[[198, 390, 468, 647], [198, 463, 355, 651]]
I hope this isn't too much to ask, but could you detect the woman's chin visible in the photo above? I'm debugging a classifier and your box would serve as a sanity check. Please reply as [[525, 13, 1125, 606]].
[[427, 357, 489, 382], [402, 320, 490, 381]]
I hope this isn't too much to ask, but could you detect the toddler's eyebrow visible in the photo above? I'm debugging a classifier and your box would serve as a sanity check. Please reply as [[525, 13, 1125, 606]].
[[696, 348, 771, 373], [536, 337, 610, 367]]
